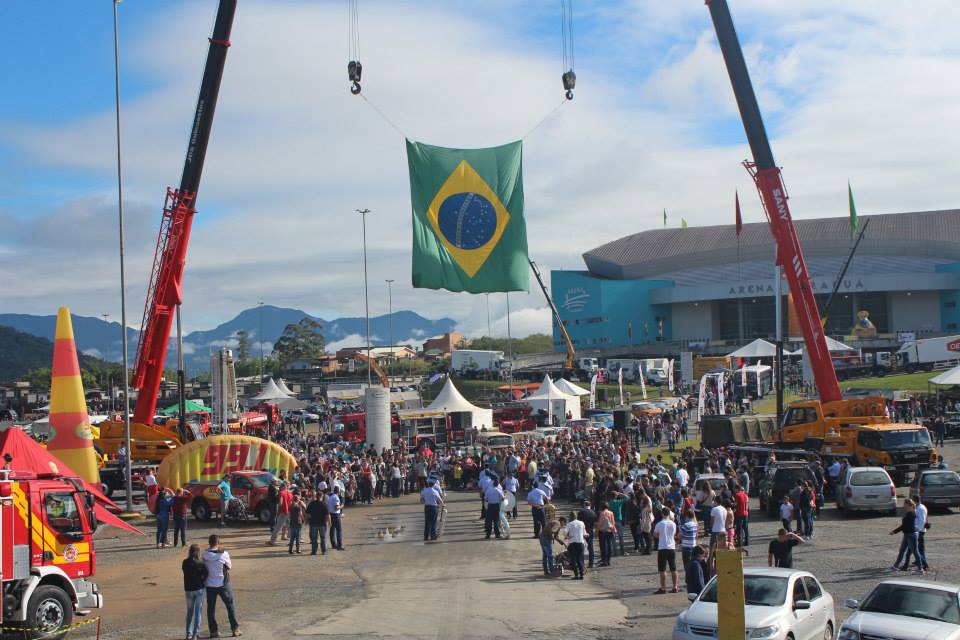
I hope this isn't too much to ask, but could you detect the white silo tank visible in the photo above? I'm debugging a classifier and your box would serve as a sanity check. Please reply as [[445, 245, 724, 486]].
[[364, 387, 391, 452]]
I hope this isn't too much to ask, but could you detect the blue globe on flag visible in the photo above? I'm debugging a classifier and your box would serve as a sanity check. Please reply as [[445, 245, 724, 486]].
[[437, 192, 497, 250]]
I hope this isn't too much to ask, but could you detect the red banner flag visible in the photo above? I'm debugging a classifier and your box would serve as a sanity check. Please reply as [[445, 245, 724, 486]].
[[735, 191, 743, 236]]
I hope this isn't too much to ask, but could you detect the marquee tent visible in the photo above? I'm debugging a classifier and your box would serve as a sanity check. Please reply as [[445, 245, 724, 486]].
[[161, 399, 213, 415], [791, 336, 855, 354], [554, 378, 590, 397], [425, 378, 494, 430], [727, 338, 777, 359], [524, 375, 582, 421], [276, 378, 296, 397], [929, 365, 960, 386], [248, 378, 292, 401]]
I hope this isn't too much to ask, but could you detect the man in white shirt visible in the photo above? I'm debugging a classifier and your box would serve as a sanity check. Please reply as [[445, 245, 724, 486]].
[[564, 512, 588, 579], [709, 496, 727, 548], [326, 487, 344, 551], [913, 495, 930, 571], [420, 483, 444, 541], [503, 473, 519, 519], [527, 483, 547, 538], [478, 469, 492, 521], [203, 534, 241, 637], [653, 507, 679, 593], [483, 478, 505, 539], [676, 466, 689, 488]]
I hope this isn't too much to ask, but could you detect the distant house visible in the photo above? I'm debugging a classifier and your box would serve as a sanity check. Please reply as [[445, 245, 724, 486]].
[[285, 356, 340, 374], [422, 332, 464, 358], [335, 346, 417, 362]]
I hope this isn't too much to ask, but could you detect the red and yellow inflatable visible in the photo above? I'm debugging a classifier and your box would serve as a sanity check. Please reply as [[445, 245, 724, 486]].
[[157, 434, 297, 488]]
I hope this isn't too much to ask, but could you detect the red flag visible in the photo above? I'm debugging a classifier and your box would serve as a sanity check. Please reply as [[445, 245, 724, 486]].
[[735, 191, 743, 236]]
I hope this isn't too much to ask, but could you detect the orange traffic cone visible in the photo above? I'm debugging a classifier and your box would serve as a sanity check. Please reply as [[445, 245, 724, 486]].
[[47, 307, 99, 484]]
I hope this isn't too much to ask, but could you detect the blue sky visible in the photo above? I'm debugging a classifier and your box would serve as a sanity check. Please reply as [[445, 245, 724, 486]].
[[2, 1, 959, 340]]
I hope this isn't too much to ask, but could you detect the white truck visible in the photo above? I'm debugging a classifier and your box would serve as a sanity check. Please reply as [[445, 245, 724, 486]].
[[575, 357, 599, 375], [896, 335, 960, 372], [606, 358, 644, 382], [451, 349, 505, 377], [640, 358, 670, 384]]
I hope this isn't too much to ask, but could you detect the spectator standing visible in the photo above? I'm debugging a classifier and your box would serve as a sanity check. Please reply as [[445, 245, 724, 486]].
[[578, 500, 599, 568], [767, 529, 804, 568], [305, 491, 329, 555], [684, 545, 708, 597], [287, 491, 305, 554], [203, 534, 241, 638], [155, 488, 175, 549], [564, 511, 588, 580], [173, 488, 191, 548], [653, 507, 679, 594], [269, 483, 293, 545], [327, 487, 344, 551], [597, 501, 617, 567], [182, 543, 208, 640]]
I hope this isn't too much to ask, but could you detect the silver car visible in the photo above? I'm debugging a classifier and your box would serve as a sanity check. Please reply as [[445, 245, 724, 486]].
[[840, 579, 960, 640], [836, 467, 897, 515], [910, 469, 960, 509]]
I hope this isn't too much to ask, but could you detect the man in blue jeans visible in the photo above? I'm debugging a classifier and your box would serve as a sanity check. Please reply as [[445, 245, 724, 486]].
[[326, 487, 344, 550], [577, 501, 598, 568], [306, 492, 329, 555], [420, 481, 445, 541], [202, 534, 241, 638]]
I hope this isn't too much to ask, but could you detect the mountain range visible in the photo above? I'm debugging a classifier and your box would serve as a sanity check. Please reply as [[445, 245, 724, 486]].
[[0, 306, 456, 375]]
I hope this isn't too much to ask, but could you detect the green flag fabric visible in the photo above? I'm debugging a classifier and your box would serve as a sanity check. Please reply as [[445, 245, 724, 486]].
[[848, 181, 858, 239], [406, 139, 529, 292]]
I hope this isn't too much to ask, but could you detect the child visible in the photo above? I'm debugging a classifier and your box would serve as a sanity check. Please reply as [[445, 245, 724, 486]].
[[779, 495, 794, 533]]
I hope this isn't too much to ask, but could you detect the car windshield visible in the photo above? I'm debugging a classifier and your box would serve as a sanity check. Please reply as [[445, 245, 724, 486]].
[[486, 436, 512, 446], [922, 472, 960, 487], [246, 473, 275, 488], [851, 471, 891, 486], [860, 584, 960, 624], [881, 430, 931, 449], [699, 576, 788, 607]]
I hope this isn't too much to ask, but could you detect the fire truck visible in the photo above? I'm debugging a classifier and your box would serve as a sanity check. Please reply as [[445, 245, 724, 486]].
[[0, 462, 104, 638]]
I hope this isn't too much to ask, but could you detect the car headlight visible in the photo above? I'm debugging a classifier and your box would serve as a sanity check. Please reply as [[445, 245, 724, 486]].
[[749, 625, 780, 639], [674, 618, 689, 634], [837, 628, 861, 640]]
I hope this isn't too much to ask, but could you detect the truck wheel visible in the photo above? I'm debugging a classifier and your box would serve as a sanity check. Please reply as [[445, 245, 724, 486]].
[[192, 499, 212, 521], [100, 480, 114, 499], [256, 503, 272, 525], [24, 585, 73, 640]]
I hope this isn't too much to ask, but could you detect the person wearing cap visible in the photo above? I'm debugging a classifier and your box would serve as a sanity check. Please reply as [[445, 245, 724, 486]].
[[527, 482, 547, 538], [483, 477, 505, 539], [420, 479, 444, 541]]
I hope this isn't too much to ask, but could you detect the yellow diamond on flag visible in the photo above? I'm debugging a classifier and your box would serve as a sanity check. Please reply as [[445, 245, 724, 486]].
[[426, 160, 511, 278]]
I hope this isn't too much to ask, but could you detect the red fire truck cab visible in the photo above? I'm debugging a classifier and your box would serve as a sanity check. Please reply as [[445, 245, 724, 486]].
[[1, 468, 103, 638]]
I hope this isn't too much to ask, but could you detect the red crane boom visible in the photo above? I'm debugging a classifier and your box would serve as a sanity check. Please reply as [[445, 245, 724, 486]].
[[705, 0, 842, 403], [131, 0, 237, 424]]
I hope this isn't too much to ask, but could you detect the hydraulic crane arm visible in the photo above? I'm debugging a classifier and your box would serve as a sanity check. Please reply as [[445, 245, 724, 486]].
[[132, 0, 237, 424], [354, 352, 390, 388], [530, 259, 576, 371], [706, 0, 842, 403]]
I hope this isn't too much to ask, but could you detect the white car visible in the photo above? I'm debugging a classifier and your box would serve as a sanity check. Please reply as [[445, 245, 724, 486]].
[[674, 567, 835, 640], [839, 579, 960, 640], [835, 466, 898, 515]]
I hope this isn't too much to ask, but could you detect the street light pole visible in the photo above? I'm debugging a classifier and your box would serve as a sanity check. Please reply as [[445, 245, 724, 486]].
[[258, 301, 264, 387], [113, 0, 134, 513], [485, 293, 492, 337], [357, 209, 372, 386], [386, 279, 394, 382]]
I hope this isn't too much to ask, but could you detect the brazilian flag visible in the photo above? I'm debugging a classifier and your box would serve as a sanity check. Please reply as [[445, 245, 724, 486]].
[[406, 139, 529, 293]]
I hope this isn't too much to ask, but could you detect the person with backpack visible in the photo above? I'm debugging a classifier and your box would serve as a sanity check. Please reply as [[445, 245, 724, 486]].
[[182, 543, 208, 640]]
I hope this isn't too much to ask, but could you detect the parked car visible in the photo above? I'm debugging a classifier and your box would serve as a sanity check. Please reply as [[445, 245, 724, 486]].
[[910, 469, 960, 510], [759, 461, 818, 517], [836, 466, 898, 515], [285, 409, 320, 422], [694, 473, 729, 493], [673, 567, 836, 640], [840, 579, 960, 639]]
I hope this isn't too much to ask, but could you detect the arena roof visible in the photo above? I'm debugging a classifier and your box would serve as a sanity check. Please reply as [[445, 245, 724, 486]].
[[583, 209, 960, 280]]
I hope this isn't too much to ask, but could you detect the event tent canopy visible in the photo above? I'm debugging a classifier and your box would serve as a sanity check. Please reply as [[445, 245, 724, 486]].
[[425, 378, 494, 430], [161, 399, 212, 415], [727, 338, 777, 359], [248, 377, 292, 401], [554, 378, 590, 397], [929, 365, 960, 386], [524, 375, 582, 421], [790, 336, 854, 354], [276, 378, 295, 397]]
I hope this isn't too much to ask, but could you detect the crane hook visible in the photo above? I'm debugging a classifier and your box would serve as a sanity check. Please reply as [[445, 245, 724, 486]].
[[562, 70, 576, 101], [351, 81, 362, 95], [348, 60, 363, 96]]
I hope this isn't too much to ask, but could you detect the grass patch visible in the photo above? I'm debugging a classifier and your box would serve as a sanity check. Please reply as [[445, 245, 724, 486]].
[[840, 370, 940, 393]]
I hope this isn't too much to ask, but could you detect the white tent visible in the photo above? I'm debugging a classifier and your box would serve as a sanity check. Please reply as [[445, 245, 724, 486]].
[[791, 336, 855, 354], [426, 378, 494, 430], [525, 375, 582, 421], [727, 338, 777, 359], [276, 378, 296, 397], [248, 377, 292, 401], [554, 378, 590, 397], [930, 365, 960, 386]]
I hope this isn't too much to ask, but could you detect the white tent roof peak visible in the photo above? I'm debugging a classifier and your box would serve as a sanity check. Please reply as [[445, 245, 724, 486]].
[[427, 378, 483, 413], [248, 377, 291, 401], [554, 378, 590, 396], [276, 378, 295, 397], [792, 336, 855, 354], [527, 375, 573, 400], [727, 338, 777, 359], [930, 365, 960, 386]]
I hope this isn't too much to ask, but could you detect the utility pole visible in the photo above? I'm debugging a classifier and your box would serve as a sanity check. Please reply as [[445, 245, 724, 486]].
[[485, 293, 492, 337], [386, 279, 394, 382], [112, 0, 134, 513], [357, 209, 372, 386], [258, 301, 264, 386]]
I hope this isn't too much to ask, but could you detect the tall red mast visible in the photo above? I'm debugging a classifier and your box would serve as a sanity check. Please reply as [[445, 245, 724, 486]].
[[131, 0, 238, 424], [705, 0, 842, 403]]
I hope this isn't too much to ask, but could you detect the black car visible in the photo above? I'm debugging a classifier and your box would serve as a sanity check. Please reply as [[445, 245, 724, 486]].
[[758, 461, 817, 517]]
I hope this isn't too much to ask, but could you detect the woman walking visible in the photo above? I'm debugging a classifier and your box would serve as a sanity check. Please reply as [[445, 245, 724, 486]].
[[182, 543, 208, 640]]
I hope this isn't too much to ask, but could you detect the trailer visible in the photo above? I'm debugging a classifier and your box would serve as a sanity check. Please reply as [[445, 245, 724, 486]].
[[896, 335, 960, 372]]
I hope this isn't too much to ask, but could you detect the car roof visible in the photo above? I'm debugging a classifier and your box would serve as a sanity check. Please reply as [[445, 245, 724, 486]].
[[742, 567, 810, 579], [876, 578, 960, 593], [848, 466, 888, 473], [772, 461, 810, 468]]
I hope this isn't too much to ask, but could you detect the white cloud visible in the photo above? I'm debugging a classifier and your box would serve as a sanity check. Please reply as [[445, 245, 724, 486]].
[[325, 334, 382, 354], [81, 348, 103, 359], [3, 1, 960, 336]]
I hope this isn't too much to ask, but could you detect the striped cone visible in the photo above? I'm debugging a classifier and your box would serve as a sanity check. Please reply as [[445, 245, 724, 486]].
[[47, 307, 99, 484]]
